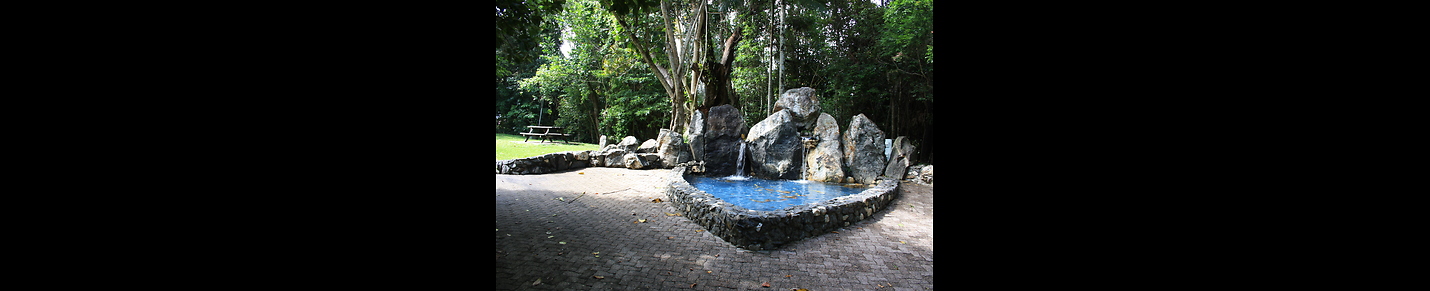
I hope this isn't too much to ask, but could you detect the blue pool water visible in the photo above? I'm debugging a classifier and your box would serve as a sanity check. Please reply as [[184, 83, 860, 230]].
[[686, 176, 869, 212]]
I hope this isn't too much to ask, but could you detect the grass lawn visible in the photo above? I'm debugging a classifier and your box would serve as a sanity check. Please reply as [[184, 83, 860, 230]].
[[495, 133, 602, 160]]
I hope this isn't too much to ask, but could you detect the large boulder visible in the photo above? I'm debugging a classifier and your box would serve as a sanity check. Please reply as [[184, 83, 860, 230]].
[[637, 138, 659, 153], [883, 136, 914, 178], [685, 110, 705, 137], [744, 109, 802, 180], [617, 136, 641, 152], [657, 129, 692, 168], [588, 145, 609, 167], [570, 150, 590, 161], [804, 113, 845, 183], [702, 105, 747, 176], [603, 149, 628, 168], [842, 113, 886, 184], [772, 87, 822, 129], [623, 153, 648, 169], [638, 153, 662, 168]]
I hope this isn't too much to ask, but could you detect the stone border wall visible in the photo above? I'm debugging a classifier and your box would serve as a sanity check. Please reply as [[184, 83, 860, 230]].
[[495, 151, 591, 175], [496, 150, 706, 175], [664, 166, 900, 251]]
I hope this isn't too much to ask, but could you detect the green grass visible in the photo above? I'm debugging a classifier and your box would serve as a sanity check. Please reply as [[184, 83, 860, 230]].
[[495, 133, 602, 160]]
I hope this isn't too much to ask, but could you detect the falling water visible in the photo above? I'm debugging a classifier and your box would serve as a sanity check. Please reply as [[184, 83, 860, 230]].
[[722, 141, 750, 180], [800, 136, 812, 180], [735, 141, 748, 177]]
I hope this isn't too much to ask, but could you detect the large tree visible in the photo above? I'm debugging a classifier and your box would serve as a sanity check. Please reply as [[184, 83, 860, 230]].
[[603, 0, 751, 134]]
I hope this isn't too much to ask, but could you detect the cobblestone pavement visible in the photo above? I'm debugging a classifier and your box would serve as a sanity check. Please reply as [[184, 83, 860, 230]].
[[496, 167, 934, 290]]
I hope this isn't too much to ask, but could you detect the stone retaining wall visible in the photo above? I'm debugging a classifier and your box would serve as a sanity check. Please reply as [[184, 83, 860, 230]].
[[664, 166, 900, 250], [496, 150, 705, 175], [495, 151, 591, 175]]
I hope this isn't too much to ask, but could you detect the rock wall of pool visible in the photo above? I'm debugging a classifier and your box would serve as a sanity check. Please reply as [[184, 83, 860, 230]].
[[665, 166, 900, 251]]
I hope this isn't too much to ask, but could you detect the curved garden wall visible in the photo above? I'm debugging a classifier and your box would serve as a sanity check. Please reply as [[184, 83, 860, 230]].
[[664, 166, 900, 251]]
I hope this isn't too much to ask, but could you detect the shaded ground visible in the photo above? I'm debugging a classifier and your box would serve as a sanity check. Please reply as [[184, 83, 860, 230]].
[[495, 167, 934, 290]]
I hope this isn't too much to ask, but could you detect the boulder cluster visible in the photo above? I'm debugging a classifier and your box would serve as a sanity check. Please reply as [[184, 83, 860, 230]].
[[497, 87, 920, 182]]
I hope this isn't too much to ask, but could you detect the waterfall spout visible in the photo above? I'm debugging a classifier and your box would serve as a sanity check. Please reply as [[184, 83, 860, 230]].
[[735, 141, 748, 177]]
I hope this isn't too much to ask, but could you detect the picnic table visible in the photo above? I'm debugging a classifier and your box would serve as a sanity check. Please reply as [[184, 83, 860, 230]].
[[520, 125, 572, 144]]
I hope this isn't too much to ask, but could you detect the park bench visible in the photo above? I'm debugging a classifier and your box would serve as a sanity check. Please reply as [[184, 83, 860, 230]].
[[521, 125, 572, 144]]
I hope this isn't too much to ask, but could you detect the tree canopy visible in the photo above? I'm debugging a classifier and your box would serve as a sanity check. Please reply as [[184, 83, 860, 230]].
[[496, 0, 934, 163]]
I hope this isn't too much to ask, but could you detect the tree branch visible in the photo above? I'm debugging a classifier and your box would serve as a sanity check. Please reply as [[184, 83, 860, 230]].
[[614, 15, 675, 99]]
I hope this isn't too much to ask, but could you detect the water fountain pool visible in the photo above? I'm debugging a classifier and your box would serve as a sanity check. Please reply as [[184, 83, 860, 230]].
[[686, 176, 867, 212], [665, 166, 899, 250]]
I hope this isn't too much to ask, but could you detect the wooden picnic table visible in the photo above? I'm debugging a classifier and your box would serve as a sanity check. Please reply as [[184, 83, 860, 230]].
[[520, 125, 572, 144]]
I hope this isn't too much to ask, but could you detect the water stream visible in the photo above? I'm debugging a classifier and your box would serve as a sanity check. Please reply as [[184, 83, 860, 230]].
[[729, 141, 749, 180]]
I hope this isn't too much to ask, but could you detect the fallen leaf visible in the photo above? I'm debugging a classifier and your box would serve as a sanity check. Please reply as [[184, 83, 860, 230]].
[[695, 229, 704, 232], [832, 231, 838, 233], [548, 236, 554, 238], [691, 283, 697, 288], [593, 275, 604, 279], [531, 278, 541, 286], [665, 212, 682, 216], [762, 282, 771, 287], [651, 198, 663, 203], [579, 172, 585, 174], [667, 237, 673, 239], [706, 271, 712, 273], [636, 219, 647, 223], [593, 252, 599, 254], [900, 241, 906, 244], [559, 242, 566, 244], [785, 275, 792, 278]]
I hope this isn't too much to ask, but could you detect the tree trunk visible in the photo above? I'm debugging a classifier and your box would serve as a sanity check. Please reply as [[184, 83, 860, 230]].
[[661, 0, 688, 134], [703, 27, 743, 109]]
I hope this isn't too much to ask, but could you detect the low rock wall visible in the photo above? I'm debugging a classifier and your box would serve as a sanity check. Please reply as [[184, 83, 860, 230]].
[[496, 150, 705, 175], [664, 166, 900, 250], [495, 151, 591, 175]]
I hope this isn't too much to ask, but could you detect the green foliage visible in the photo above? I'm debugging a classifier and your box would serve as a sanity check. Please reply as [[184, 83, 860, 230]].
[[600, 0, 660, 17], [498, 0, 935, 161], [495, 0, 566, 66], [513, 0, 669, 142]]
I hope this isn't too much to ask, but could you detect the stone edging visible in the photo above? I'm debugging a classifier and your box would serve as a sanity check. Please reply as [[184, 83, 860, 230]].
[[495, 151, 592, 175], [664, 166, 900, 250]]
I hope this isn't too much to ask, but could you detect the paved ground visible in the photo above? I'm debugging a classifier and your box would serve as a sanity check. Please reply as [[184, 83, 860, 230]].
[[496, 167, 934, 290]]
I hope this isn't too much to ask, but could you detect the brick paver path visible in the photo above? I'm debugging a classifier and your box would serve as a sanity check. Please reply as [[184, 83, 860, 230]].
[[496, 167, 934, 290]]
